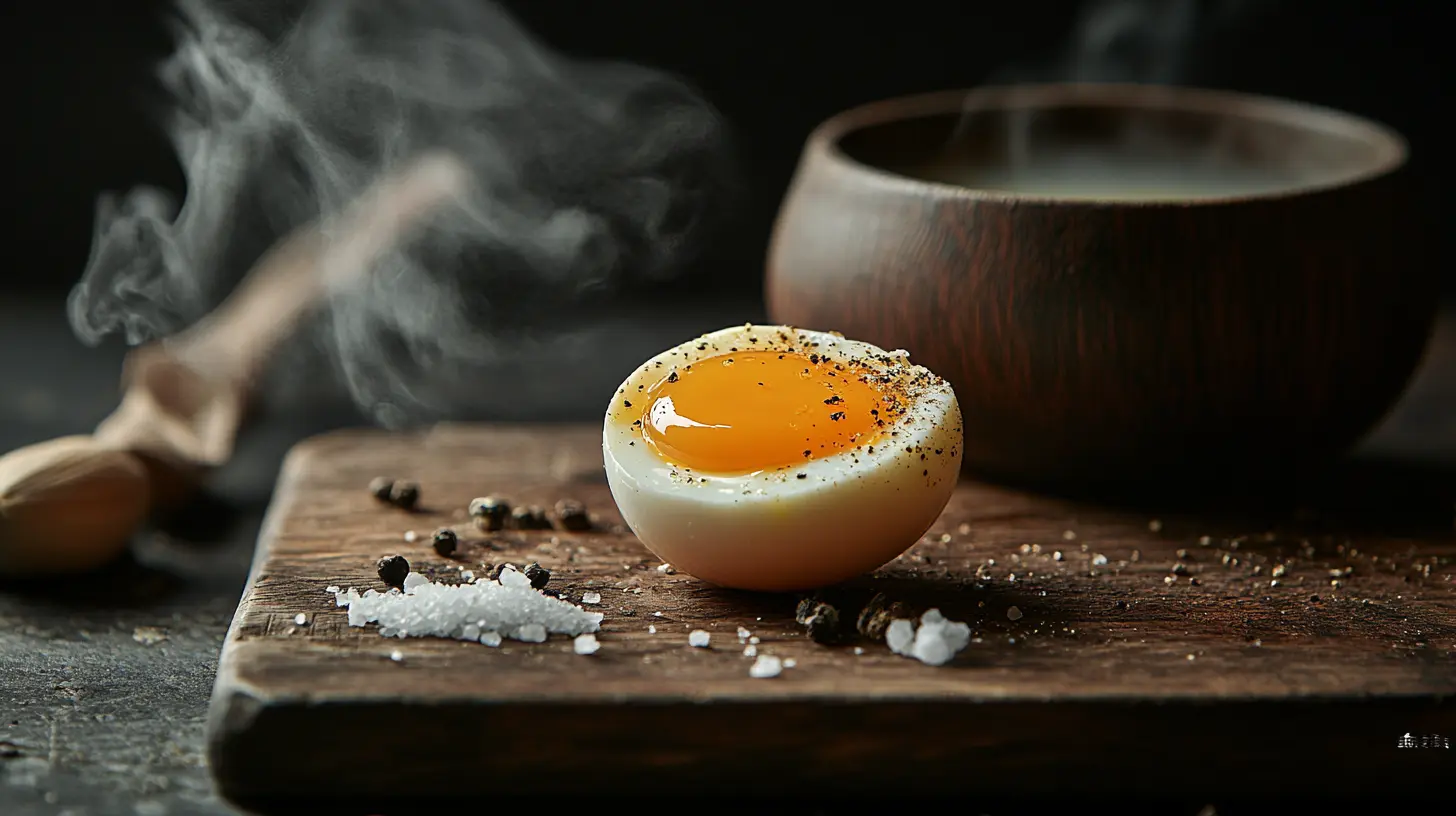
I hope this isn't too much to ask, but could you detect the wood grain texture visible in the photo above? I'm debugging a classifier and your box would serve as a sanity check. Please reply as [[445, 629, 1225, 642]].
[[765, 85, 1438, 497], [207, 424, 1455, 802]]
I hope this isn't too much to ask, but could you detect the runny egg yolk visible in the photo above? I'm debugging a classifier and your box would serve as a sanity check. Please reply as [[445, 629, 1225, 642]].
[[639, 350, 888, 474]]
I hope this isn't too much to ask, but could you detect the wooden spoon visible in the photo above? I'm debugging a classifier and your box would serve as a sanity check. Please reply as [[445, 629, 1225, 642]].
[[0, 152, 470, 576]]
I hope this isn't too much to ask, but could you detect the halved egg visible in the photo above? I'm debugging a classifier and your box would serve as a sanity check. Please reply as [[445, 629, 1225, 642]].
[[602, 324, 962, 592]]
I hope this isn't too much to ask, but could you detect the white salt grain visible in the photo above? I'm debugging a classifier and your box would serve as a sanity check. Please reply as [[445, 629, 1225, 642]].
[[743, 644, 757, 657], [653, 611, 664, 617], [657, 563, 674, 573], [389, 650, 404, 662], [749, 655, 782, 679], [461, 624, 481, 641], [1007, 606, 1024, 621], [294, 613, 308, 626], [910, 608, 971, 666], [461, 570, 475, 583], [499, 568, 532, 590], [402, 572, 428, 590], [1092, 554, 1108, 566], [748, 636, 760, 645], [853, 647, 865, 655], [648, 625, 657, 634], [480, 632, 502, 647], [782, 658, 797, 669], [885, 620, 915, 656], [404, 531, 418, 543], [517, 623, 548, 643], [688, 630, 711, 648], [574, 633, 600, 655], [325, 585, 340, 594], [736, 627, 751, 640], [582, 591, 602, 605]]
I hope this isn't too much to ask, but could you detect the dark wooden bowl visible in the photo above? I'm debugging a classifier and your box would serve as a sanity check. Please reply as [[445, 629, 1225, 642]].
[[766, 84, 1438, 500]]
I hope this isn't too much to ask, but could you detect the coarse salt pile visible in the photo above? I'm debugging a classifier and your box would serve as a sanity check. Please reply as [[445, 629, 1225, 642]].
[[332, 568, 603, 645], [885, 608, 972, 666]]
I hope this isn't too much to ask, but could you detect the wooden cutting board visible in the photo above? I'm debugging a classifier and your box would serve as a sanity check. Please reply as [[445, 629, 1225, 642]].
[[207, 424, 1455, 803]]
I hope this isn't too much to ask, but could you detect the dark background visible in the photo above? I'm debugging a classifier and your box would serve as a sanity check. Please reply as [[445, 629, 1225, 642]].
[[3, 0, 1451, 303]]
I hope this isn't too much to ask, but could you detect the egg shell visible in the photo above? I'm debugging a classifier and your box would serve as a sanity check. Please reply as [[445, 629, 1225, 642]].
[[602, 324, 962, 592]]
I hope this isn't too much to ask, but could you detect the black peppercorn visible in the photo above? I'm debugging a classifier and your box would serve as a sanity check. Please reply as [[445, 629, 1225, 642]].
[[369, 477, 395, 502], [554, 499, 592, 532], [388, 481, 420, 510], [855, 592, 890, 638], [469, 496, 510, 531], [805, 602, 843, 645], [431, 528, 458, 557], [794, 596, 820, 625], [1171, 562, 1188, 576], [511, 505, 550, 530], [377, 554, 410, 589], [524, 562, 551, 590], [860, 599, 912, 641]]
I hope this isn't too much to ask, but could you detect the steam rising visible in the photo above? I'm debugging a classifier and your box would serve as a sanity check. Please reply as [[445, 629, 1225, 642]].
[[68, 0, 734, 426], [944, 0, 1290, 196], [995, 0, 1272, 85]]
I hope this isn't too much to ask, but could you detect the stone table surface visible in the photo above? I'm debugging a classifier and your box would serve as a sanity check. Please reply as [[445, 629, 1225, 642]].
[[1, 292, 1452, 816]]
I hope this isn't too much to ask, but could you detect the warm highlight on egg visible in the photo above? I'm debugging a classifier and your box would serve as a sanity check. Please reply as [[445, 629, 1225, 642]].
[[603, 325, 963, 592]]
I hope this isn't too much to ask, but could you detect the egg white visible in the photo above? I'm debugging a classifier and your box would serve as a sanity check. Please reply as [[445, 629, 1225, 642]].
[[602, 324, 962, 592]]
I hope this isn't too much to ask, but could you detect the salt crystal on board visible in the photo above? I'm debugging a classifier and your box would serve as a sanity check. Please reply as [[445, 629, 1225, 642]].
[[909, 608, 971, 666], [582, 591, 602, 605], [517, 623, 547, 643], [688, 630, 711, 648], [736, 627, 751, 640], [389, 650, 404, 662], [749, 655, 782, 679], [294, 613, 308, 626], [480, 632, 502, 647], [574, 634, 601, 655], [883, 609, 973, 667], [885, 620, 915, 656], [499, 568, 532, 590], [743, 645, 757, 657]]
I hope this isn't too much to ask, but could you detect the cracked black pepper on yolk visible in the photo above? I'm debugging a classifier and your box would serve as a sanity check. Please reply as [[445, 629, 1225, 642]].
[[639, 349, 891, 474]]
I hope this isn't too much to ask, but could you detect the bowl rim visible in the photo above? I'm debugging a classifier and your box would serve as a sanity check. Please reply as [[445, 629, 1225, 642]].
[[810, 83, 1410, 207]]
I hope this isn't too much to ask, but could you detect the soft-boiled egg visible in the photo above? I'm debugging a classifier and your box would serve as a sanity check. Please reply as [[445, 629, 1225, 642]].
[[602, 324, 962, 592]]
